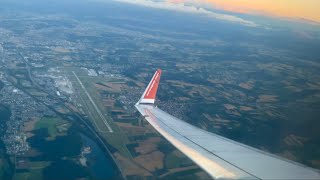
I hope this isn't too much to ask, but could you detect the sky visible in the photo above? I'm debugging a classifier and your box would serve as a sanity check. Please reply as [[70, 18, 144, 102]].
[[114, 0, 320, 27], [171, 0, 320, 23], [115, 0, 257, 26]]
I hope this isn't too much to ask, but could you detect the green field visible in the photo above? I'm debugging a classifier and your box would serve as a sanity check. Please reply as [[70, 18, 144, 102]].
[[0, 158, 12, 180], [165, 152, 181, 169], [34, 117, 68, 140], [13, 170, 42, 180], [13, 161, 51, 180]]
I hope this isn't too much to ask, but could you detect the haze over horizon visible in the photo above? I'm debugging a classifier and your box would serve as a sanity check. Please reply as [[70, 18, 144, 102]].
[[112, 0, 320, 26], [168, 0, 320, 23]]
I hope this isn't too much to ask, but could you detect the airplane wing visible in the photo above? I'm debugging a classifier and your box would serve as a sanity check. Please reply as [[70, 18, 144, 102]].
[[135, 69, 320, 180]]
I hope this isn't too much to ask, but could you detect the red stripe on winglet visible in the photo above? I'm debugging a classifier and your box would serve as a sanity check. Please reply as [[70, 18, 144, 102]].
[[144, 69, 162, 100]]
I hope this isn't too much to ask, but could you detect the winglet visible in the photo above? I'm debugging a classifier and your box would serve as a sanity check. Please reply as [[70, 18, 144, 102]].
[[137, 69, 162, 104]]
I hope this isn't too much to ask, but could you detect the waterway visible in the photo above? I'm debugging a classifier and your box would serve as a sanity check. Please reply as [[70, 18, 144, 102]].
[[80, 134, 119, 180]]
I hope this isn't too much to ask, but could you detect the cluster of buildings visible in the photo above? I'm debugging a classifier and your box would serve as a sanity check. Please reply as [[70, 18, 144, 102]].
[[0, 77, 54, 155]]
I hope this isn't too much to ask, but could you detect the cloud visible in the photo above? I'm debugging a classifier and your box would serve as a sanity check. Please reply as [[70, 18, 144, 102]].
[[114, 0, 257, 27], [205, 0, 320, 24]]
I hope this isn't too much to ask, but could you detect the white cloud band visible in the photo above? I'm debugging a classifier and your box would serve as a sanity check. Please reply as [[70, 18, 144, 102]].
[[114, 0, 257, 27]]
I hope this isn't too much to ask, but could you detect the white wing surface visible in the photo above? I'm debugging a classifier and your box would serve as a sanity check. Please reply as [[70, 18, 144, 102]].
[[135, 69, 320, 180]]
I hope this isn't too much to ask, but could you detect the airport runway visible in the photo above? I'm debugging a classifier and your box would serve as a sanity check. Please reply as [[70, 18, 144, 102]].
[[72, 71, 113, 133]]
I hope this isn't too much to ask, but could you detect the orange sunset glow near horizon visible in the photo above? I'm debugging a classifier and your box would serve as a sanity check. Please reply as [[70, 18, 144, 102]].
[[171, 0, 320, 23]]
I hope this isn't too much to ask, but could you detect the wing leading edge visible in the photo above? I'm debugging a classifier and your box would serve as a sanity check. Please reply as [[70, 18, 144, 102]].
[[135, 69, 320, 180]]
